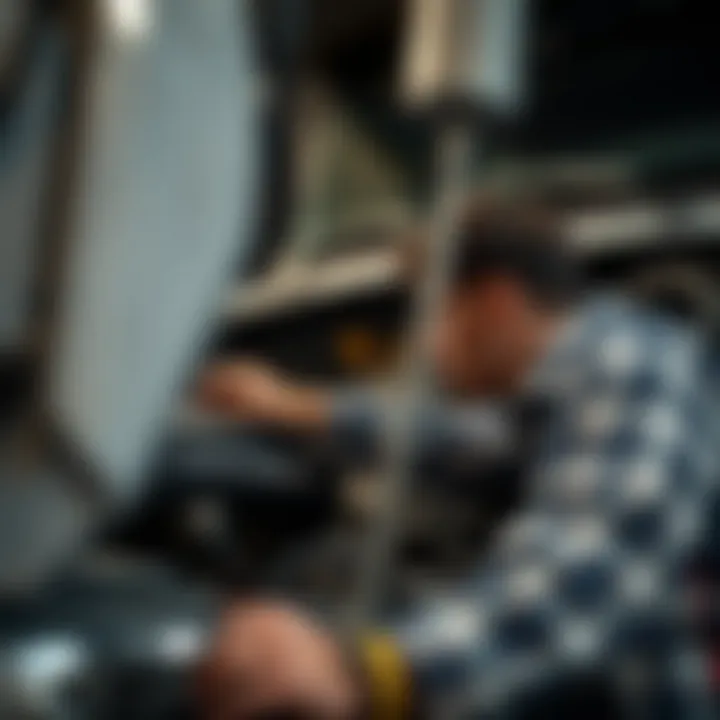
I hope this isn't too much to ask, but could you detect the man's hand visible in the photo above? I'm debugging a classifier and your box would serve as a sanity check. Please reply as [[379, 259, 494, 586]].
[[198, 601, 361, 720], [197, 361, 330, 432]]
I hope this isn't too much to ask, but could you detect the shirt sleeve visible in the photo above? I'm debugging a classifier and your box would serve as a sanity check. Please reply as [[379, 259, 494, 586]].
[[328, 390, 513, 473], [389, 336, 714, 717]]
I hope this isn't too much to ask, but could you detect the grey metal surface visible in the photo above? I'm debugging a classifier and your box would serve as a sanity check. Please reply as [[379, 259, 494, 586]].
[[400, 0, 529, 113], [49, 0, 260, 501], [0, 468, 92, 594], [0, 25, 65, 351], [462, 0, 529, 114]]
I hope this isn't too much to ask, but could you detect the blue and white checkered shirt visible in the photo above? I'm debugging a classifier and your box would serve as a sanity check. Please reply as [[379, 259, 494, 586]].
[[333, 294, 720, 718]]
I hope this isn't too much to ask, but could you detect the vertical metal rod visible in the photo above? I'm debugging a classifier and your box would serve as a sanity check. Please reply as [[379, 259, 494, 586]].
[[345, 122, 474, 633]]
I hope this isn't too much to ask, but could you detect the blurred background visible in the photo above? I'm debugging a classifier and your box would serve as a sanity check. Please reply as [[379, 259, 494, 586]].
[[2, 0, 720, 717]]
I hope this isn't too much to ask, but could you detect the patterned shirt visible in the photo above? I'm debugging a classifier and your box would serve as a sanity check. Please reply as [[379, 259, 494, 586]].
[[332, 294, 719, 718]]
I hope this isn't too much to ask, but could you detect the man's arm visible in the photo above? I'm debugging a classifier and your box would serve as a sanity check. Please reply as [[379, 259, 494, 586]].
[[329, 389, 512, 471], [358, 340, 714, 717], [199, 361, 513, 470]]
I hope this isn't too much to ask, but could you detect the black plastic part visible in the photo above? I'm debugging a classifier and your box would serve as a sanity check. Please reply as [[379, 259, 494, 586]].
[[108, 429, 342, 590]]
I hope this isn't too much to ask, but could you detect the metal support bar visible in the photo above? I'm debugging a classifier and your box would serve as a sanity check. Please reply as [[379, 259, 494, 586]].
[[345, 122, 474, 632]]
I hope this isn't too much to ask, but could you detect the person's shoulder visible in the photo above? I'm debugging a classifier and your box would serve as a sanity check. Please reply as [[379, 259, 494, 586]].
[[578, 293, 700, 385], [582, 292, 686, 336]]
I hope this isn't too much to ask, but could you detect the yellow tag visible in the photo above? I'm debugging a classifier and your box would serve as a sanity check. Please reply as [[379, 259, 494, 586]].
[[335, 327, 384, 373], [358, 634, 412, 719]]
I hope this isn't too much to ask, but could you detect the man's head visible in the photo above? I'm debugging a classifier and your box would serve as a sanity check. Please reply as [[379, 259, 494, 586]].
[[411, 194, 578, 397]]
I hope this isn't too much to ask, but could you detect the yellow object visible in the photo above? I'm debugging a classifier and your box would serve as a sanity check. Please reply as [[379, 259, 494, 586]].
[[358, 634, 412, 719], [335, 327, 395, 375]]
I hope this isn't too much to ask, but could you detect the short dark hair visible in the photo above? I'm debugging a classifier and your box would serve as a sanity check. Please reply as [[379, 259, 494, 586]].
[[446, 194, 579, 307]]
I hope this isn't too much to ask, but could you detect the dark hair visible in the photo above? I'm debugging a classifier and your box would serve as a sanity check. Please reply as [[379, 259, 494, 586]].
[[448, 194, 580, 308]]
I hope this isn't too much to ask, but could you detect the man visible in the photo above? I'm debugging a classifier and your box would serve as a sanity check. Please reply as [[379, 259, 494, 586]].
[[197, 197, 718, 718]]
